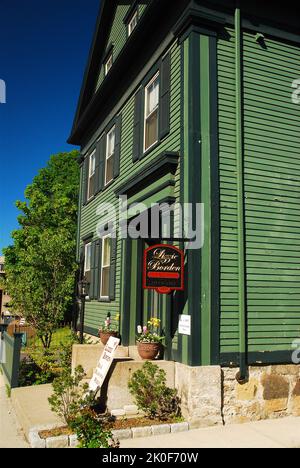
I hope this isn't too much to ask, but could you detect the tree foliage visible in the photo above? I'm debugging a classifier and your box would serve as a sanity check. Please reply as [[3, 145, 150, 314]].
[[3, 151, 80, 348]]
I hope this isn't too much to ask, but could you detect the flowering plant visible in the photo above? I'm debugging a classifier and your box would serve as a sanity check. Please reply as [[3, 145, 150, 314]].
[[98, 313, 120, 333], [136, 317, 164, 343]]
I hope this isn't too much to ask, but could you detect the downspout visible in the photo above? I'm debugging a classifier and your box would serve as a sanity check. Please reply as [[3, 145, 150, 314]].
[[235, 4, 247, 381]]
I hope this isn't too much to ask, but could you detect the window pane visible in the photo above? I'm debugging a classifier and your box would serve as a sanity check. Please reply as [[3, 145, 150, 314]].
[[101, 267, 110, 297], [89, 152, 96, 176], [85, 244, 91, 272], [128, 12, 138, 35], [107, 127, 115, 157], [105, 156, 114, 185], [105, 55, 113, 75], [145, 109, 158, 150], [103, 237, 111, 267], [147, 77, 159, 116], [88, 174, 95, 199]]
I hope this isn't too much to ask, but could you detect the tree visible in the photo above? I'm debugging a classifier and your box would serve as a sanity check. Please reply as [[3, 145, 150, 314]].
[[3, 151, 80, 348]]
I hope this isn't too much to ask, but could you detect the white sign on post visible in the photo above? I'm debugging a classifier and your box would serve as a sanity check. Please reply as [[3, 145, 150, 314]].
[[178, 315, 191, 336], [89, 337, 120, 392]]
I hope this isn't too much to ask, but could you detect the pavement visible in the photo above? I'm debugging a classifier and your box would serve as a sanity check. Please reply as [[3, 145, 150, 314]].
[[0, 372, 29, 448], [121, 416, 300, 449]]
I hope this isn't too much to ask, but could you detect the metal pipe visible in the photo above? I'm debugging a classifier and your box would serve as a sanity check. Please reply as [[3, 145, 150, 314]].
[[235, 4, 247, 382]]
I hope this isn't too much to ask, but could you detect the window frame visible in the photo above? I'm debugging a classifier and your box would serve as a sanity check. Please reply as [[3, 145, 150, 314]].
[[143, 72, 160, 153], [128, 10, 138, 36], [100, 234, 112, 300], [104, 125, 116, 187], [84, 242, 92, 275], [87, 150, 96, 201]]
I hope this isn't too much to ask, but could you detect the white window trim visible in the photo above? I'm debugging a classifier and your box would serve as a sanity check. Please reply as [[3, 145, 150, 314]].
[[104, 125, 116, 186], [105, 54, 113, 76], [87, 150, 96, 201], [128, 11, 138, 36], [143, 72, 160, 153], [100, 234, 112, 300], [84, 242, 92, 274]]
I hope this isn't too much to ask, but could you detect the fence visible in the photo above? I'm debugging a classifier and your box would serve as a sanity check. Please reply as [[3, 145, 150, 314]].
[[0, 325, 23, 388]]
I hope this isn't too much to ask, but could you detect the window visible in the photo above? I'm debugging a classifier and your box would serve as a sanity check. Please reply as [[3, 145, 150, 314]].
[[84, 242, 92, 292], [100, 235, 111, 299], [105, 126, 115, 186], [144, 73, 159, 152], [128, 11, 138, 36], [88, 151, 96, 200], [105, 54, 113, 76]]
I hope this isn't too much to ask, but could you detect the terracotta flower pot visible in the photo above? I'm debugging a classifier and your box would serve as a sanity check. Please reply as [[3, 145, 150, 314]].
[[98, 330, 119, 346], [137, 342, 162, 360]]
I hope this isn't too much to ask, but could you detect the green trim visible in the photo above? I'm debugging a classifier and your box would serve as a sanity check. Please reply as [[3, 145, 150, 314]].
[[235, 6, 247, 376], [115, 151, 179, 197], [199, 34, 211, 366], [84, 325, 98, 337], [120, 238, 132, 346], [173, 5, 226, 42], [209, 35, 220, 366], [185, 32, 202, 367], [76, 168, 84, 261], [221, 351, 297, 367]]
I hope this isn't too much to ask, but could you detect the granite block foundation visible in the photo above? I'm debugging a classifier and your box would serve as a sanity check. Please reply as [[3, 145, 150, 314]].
[[222, 365, 300, 424], [72, 345, 300, 426]]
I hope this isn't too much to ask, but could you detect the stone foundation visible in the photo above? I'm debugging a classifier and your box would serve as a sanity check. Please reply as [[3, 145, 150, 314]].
[[72, 345, 300, 426], [223, 365, 300, 424]]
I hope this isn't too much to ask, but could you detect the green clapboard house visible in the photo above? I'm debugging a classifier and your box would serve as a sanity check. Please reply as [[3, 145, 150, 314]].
[[69, 0, 300, 375]]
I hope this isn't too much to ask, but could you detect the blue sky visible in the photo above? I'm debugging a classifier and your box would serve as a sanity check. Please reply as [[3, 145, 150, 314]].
[[0, 0, 100, 254]]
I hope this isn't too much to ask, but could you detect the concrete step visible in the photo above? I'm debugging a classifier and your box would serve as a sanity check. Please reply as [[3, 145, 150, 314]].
[[11, 384, 63, 439]]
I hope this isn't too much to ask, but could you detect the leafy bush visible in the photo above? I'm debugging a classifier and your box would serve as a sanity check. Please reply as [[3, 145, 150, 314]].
[[48, 365, 94, 425], [19, 355, 57, 387], [69, 408, 119, 449], [128, 361, 181, 421]]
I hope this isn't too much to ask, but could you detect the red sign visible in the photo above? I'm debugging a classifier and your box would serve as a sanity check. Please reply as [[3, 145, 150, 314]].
[[143, 244, 184, 294]]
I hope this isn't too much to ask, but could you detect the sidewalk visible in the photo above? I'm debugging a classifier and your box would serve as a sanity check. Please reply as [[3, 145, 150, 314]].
[[121, 416, 300, 449], [0, 373, 29, 448]]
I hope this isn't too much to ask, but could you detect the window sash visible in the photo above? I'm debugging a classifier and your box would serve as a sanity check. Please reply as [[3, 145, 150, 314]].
[[105, 126, 115, 186], [144, 74, 159, 152], [128, 11, 138, 36], [84, 243, 92, 273], [105, 54, 113, 76], [100, 236, 111, 298], [88, 151, 96, 200]]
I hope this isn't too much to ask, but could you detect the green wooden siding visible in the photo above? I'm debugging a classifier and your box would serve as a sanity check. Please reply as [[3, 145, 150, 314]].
[[96, 4, 148, 92], [243, 32, 300, 353], [81, 40, 182, 336], [218, 28, 239, 354], [219, 28, 300, 356]]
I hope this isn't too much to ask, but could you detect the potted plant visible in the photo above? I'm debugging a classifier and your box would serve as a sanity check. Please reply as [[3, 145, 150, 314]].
[[98, 313, 120, 345], [136, 318, 164, 360]]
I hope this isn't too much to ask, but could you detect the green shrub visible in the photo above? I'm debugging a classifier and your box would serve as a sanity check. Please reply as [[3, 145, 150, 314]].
[[69, 408, 119, 449], [128, 361, 181, 421], [48, 365, 94, 425]]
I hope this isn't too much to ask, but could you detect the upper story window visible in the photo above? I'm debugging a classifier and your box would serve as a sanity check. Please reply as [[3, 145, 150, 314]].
[[105, 53, 113, 76], [128, 11, 138, 36], [144, 72, 159, 152], [105, 125, 116, 186], [88, 150, 96, 200]]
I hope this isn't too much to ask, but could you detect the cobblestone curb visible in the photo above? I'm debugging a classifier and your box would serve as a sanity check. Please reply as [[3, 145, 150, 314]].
[[29, 421, 190, 447]]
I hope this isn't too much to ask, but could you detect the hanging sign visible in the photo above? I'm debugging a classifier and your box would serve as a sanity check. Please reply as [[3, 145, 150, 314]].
[[89, 336, 120, 392], [143, 244, 184, 294]]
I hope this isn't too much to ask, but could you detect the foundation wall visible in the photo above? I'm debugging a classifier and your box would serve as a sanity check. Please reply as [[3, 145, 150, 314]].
[[223, 365, 300, 424], [72, 345, 300, 424]]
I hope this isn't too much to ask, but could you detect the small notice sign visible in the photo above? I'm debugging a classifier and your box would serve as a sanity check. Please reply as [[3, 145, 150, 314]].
[[178, 315, 191, 336], [89, 336, 120, 392]]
